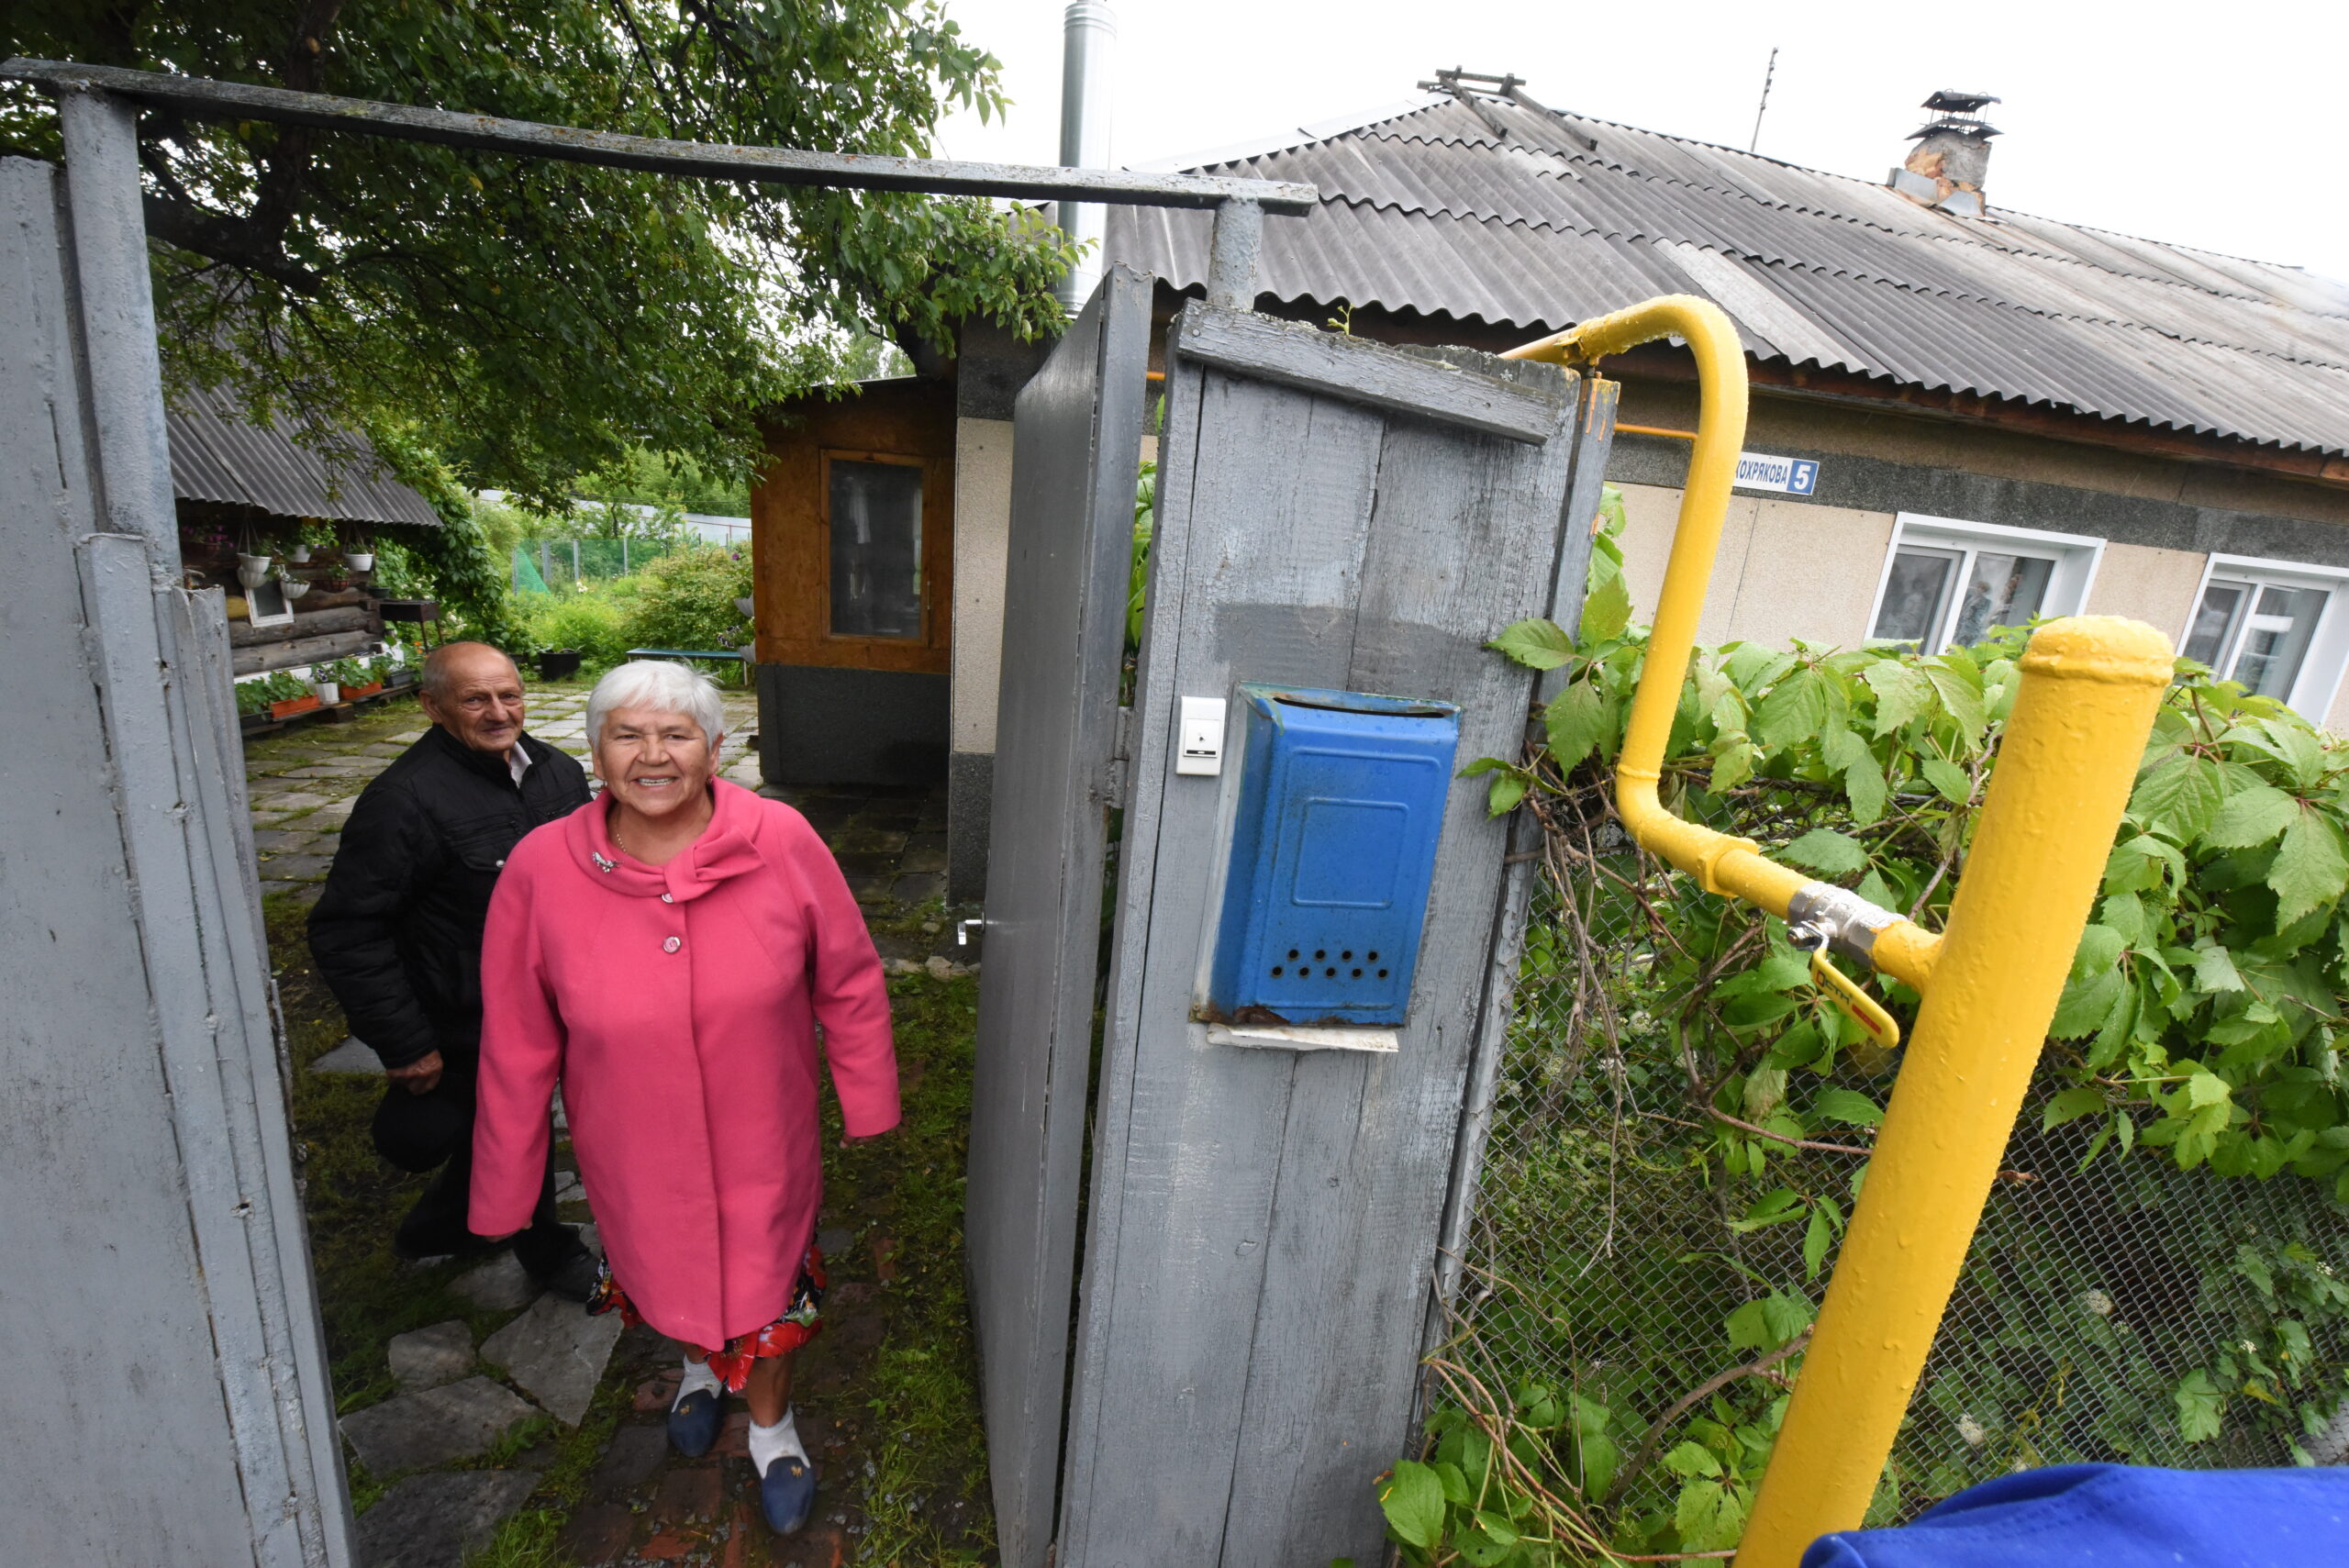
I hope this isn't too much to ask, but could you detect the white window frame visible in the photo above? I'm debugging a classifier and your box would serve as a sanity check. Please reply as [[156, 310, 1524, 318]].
[[2180, 553, 2349, 718], [1864, 514, 2106, 653]]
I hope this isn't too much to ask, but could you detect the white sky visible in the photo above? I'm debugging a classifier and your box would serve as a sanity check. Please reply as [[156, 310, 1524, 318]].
[[934, 0, 2349, 291]]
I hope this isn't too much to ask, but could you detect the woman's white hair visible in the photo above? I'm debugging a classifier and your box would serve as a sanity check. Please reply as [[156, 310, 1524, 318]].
[[585, 660, 726, 749]]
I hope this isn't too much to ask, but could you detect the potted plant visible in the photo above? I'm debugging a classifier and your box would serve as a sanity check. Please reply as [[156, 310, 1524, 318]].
[[312, 656, 357, 706], [342, 523, 375, 575], [262, 671, 319, 720], [338, 656, 386, 701], [290, 518, 334, 564], [537, 648, 584, 680]]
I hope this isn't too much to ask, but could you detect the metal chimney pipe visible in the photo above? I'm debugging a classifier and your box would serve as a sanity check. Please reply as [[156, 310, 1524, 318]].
[[1054, 2, 1117, 313]]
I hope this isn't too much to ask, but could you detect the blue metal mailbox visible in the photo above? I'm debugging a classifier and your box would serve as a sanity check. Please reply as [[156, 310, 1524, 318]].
[[1203, 684, 1462, 1026]]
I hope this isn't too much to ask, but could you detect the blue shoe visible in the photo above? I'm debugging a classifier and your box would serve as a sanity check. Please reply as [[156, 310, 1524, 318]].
[[667, 1387, 721, 1458], [759, 1454, 818, 1535]]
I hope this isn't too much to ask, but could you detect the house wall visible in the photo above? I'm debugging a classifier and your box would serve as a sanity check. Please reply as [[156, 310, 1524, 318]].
[[1607, 382, 2349, 724], [951, 416, 1014, 902]]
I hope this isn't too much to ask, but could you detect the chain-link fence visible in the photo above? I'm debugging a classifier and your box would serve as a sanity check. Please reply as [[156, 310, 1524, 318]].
[[515, 536, 685, 594], [1446, 833, 2349, 1554]]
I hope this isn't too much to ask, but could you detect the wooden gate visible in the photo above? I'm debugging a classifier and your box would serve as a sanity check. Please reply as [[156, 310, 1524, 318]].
[[964, 265, 1154, 1568], [1063, 306, 1606, 1566]]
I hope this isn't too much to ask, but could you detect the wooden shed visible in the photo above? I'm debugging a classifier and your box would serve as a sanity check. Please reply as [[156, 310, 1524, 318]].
[[750, 375, 958, 787]]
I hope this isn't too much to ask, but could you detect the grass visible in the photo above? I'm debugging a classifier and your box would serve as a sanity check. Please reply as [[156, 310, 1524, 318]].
[[832, 973, 996, 1564]]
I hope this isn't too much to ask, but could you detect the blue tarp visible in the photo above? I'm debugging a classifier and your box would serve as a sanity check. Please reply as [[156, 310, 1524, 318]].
[[1802, 1464, 2349, 1567]]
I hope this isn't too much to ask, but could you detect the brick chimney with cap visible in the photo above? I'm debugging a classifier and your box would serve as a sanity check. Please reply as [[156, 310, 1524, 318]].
[[1889, 90, 2000, 217]]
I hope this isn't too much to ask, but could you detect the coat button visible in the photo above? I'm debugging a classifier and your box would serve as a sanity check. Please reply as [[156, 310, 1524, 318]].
[[661, 893, 674, 904], [495, 859, 506, 869], [663, 936, 681, 953]]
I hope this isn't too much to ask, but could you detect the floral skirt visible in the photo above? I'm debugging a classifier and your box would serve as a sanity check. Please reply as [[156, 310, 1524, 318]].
[[587, 1244, 827, 1392]]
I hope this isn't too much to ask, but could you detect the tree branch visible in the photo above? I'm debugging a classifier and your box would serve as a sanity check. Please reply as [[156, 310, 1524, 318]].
[[142, 193, 326, 295], [1607, 1332, 1812, 1506], [1703, 1106, 1875, 1158]]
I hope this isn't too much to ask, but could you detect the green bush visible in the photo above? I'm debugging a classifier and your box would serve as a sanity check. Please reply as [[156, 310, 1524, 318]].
[[1384, 491, 2349, 1563], [619, 544, 752, 654], [524, 588, 635, 671]]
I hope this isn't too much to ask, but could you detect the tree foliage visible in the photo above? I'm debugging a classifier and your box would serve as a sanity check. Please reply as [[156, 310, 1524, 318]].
[[0, 1, 1070, 502]]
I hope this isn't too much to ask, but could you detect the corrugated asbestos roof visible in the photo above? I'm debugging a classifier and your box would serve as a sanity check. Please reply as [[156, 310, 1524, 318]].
[[1106, 95, 2349, 458], [167, 384, 442, 526]]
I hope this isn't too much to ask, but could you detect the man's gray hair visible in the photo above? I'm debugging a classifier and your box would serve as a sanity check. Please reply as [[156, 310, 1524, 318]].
[[586, 660, 726, 749]]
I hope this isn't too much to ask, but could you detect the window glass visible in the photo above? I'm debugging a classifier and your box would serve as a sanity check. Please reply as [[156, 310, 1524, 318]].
[[828, 459, 923, 639], [2231, 584, 2328, 699], [2181, 580, 2248, 668], [1951, 551, 2054, 647], [1872, 546, 1962, 644]]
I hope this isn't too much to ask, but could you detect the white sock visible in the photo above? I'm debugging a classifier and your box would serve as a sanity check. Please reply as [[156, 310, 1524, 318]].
[[674, 1354, 721, 1408], [748, 1407, 808, 1477]]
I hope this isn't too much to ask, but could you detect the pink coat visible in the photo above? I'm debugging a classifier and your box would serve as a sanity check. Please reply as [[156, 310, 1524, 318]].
[[470, 779, 897, 1348]]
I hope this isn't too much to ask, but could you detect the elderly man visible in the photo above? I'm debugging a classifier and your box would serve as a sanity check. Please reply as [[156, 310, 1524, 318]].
[[309, 641, 597, 1298]]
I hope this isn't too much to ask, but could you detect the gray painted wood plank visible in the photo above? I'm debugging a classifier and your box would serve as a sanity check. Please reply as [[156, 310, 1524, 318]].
[[1060, 366, 1389, 1567], [1173, 306, 1564, 443], [967, 267, 1152, 1568], [1426, 372, 1620, 1389], [0, 152, 265, 1568], [1219, 379, 1583, 1564], [1064, 310, 1590, 1566]]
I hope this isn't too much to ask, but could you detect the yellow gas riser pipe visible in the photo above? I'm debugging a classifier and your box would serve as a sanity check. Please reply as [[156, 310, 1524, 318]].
[[1731, 616, 2172, 1566], [1508, 295, 2176, 1564], [1507, 297, 1940, 991]]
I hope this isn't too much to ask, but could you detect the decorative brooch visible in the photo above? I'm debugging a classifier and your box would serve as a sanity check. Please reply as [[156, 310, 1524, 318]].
[[592, 851, 616, 873]]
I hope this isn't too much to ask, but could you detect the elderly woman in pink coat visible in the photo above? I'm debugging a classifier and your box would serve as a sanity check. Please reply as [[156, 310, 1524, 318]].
[[471, 660, 896, 1536]]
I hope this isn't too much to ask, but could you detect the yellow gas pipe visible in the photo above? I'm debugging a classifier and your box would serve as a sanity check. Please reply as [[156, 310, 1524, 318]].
[[1506, 297, 2172, 1567]]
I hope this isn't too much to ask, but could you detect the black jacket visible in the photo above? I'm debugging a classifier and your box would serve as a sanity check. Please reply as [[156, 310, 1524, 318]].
[[308, 725, 592, 1070]]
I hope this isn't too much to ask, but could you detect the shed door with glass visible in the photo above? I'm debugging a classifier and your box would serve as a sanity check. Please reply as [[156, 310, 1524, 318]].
[[751, 377, 955, 786]]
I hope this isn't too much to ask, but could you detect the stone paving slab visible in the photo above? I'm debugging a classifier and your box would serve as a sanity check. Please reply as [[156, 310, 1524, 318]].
[[388, 1320, 475, 1392], [451, 1251, 541, 1315], [354, 1469, 540, 1568], [340, 1374, 539, 1474], [251, 790, 335, 812], [482, 1292, 623, 1426]]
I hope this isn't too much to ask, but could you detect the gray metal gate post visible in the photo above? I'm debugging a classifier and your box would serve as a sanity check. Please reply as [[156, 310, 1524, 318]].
[[1035, 306, 1607, 1566], [0, 94, 353, 1566]]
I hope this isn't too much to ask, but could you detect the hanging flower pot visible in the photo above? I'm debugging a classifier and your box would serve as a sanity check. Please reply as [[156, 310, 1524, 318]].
[[290, 543, 312, 563], [346, 550, 375, 573], [237, 553, 273, 590]]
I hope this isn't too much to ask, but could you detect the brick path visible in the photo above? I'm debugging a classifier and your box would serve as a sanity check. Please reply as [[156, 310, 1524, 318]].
[[255, 686, 981, 1565]]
